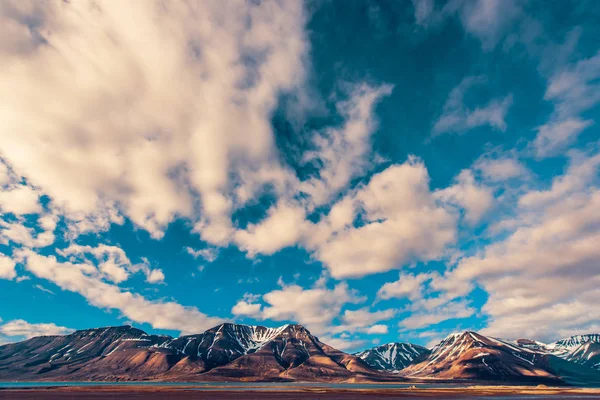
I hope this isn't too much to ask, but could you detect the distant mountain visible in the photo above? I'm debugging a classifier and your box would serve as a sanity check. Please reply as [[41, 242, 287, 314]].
[[546, 334, 600, 370], [551, 334, 600, 352], [402, 331, 563, 384], [0, 323, 383, 382], [355, 342, 430, 372]]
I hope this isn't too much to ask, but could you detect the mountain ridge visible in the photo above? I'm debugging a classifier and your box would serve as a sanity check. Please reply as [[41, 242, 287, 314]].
[[0, 323, 385, 382], [2, 324, 600, 385]]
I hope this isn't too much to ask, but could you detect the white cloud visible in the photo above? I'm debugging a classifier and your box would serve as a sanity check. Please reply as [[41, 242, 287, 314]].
[[34, 284, 54, 295], [435, 169, 494, 225], [58, 244, 164, 284], [299, 83, 393, 207], [0, 0, 309, 241], [185, 246, 219, 263], [233, 282, 365, 335], [412, 0, 522, 50], [377, 272, 432, 301], [231, 83, 393, 258], [318, 335, 369, 352], [332, 307, 396, 335], [146, 269, 165, 284], [231, 301, 262, 317], [534, 118, 594, 158], [545, 51, 600, 118], [0, 252, 16, 280], [306, 158, 457, 278], [474, 156, 528, 182], [0, 212, 57, 249], [438, 148, 600, 341], [0, 319, 73, 341], [366, 324, 388, 334], [17, 249, 221, 335], [532, 51, 600, 160], [0, 184, 41, 215], [433, 75, 512, 136], [454, 0, 522, 50], [234, 203, 307, 256], [399, 301, 475, 330]]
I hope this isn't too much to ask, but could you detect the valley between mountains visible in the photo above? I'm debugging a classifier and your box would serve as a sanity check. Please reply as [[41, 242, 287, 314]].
[[1, 323, 599, 386]]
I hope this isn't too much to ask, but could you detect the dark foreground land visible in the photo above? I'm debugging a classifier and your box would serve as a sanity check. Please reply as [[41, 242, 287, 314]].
[[2, 386, 600, 399]]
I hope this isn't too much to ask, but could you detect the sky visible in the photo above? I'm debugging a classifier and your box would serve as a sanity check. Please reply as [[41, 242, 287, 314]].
[[0, 0, 599, 352]]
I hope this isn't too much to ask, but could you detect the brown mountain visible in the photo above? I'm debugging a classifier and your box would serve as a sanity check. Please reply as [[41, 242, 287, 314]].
[[0, 323, 386, 382], [400, 331, 600, 385], [3, 325, 600, 385]]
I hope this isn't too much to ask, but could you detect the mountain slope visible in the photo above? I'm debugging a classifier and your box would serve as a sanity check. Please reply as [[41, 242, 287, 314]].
[[0, 323, 384, 382], [401, 331, 561, 384], [546, 334, 600, 370], [0, 325, 173, 380], [355, 342, 430, 372]]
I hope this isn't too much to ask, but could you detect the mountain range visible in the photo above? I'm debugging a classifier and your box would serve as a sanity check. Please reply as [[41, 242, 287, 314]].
[[1, 323, 599, 385]]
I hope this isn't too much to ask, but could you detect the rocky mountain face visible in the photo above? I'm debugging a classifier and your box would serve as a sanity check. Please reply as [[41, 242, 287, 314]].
[[355, 342, 430, 372], [401, 331, 563, 384], [400, 331, 600, 385], [546, 334, 600, 370], [1, 325, 600, 385], [0, 323, 382, 382]]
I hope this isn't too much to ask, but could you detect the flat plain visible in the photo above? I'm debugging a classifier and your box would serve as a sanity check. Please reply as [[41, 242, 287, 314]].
[[2, 385, 600, 399]]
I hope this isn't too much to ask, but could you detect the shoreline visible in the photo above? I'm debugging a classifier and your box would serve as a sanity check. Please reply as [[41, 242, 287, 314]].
[[2, 385, 600, 398]]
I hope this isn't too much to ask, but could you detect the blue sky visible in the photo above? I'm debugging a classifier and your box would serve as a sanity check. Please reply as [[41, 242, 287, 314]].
[[0, 0, 599, 351]]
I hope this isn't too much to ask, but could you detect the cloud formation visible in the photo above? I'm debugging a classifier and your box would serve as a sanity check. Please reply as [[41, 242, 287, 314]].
[[0, 319, 73, 344], [17, 249, 222, 335], [232, 282, 365, 335], [433, 76, 513, 136], [0, 0, 308, 241]]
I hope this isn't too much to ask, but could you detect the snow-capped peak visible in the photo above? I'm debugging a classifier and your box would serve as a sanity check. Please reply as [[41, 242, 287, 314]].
[[355, 342, 430, 372]]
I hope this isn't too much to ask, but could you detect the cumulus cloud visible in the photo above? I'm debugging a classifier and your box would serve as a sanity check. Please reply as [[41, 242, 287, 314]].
[[433, 76, 512, 136], [399, 301, 475, 330], [0, 184, 41, 216], [306, 158, 457, 278], [474, 156, 528, 182], [437, 148, 600, 341], [231, 282, 365, 335], [185, 247, 219, 263], [332, 307, 396, 335], [0, 1, 481, 288], [17, 249, 222, 335], [234, 203, 307, 256], [231, 83, 393, 257], [0, 252, 16, 280], [58, 244, 164, 284], [0, 0, 308, 241], [317, 335, 370, 352], [0, 212, 58, 249], [0, 319, 73, 342], [231, 301, 262, 317], [299, 83, 394, 207], [366, 324, 388, 335], [435, 169, 494, 225], [377, 272, 433, 301]]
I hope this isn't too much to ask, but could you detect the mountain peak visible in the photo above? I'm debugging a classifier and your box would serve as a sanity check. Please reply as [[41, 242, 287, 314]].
[[355, 341, 430, 372]]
